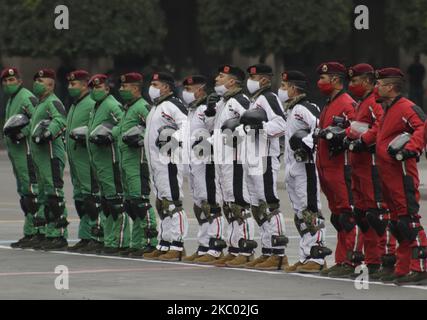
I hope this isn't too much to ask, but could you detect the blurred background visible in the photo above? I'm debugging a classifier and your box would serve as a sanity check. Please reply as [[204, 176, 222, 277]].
[[1, 0, 427, 118]]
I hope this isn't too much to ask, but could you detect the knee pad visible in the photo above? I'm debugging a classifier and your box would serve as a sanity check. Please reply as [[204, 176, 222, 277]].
[[310, 245, 332, 259], [412, 247, 427, 259], [354, 208, 369, 233], [330, 214, 343, 232], [222, 204, 233, 224], [295, 210, 325, 236], [200, 201, 222, 224], [347, 251, 365, 264], [156, 198, 182, 220], [74, 200, 85, 219], [238, 239, 258, 252], [83, 196, 101, 221], [381, 254, 396, 268], [46, 196, 68, 227], [101, 198, 111, 218], [366, 209, 388, 237], [209, 238, 227, 251], [106, 198, 124, 221], [124, 200, 136, 221], [130, 199, 151, 220], [271, 235, 289, 247], [339, 212, 356, 233], [144, 227, 158, 239], [33, 216, 47, 227], [193, 204, 207, 225], [230, 203, 251, 225], [20, 195, 39, 216], [91, 225, 104, 238]]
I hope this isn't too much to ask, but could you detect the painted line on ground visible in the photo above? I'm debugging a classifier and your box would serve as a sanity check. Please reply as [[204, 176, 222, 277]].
[[0, 245, 425, 292]]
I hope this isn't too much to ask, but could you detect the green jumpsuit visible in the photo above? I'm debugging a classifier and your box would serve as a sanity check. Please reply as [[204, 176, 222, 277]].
[[117, 97, 158, 250], [4, 87, 45, 237], [66, 93, 102, 241], [87, 94, 130, 249], [29, 93, 68, 239]]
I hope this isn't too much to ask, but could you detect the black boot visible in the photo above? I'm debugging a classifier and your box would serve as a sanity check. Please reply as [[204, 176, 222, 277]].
[[10, 235, 34, 249], [42, 237, 68, 251]]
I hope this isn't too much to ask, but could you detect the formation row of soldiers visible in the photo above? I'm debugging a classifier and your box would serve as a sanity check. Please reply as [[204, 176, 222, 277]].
[[2, 60, 427, 286]]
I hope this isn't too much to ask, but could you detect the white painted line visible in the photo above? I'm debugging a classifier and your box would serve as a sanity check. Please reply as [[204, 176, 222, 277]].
[[0, 245, 426, 291]]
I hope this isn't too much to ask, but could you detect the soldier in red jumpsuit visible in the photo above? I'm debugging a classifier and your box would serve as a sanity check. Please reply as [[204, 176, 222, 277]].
[[375, 68, 427, 285], [345, 64, 397, 278], [315, 62, 363, 278]]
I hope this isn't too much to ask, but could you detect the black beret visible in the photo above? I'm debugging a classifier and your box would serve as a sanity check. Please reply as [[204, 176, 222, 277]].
[[247, 64, 273, 76], [282, 70, 308, 89], [151, 71, 175, 85], [182, 75, 207, 86], [217, 64, 245, 82]]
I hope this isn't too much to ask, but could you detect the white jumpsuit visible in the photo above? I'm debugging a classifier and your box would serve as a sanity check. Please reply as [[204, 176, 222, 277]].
[[206, 90, 255, 256], [187, 100, 224, 257], [246, 89, 287, 256], [284, 96, 326, 265], [145, 95, 189, 252]]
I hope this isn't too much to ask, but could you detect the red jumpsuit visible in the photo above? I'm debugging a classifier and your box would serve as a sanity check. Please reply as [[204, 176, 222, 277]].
[[376, 95, 427, 276], [347, 92, 396, 266], [317, 90, 362, 266]]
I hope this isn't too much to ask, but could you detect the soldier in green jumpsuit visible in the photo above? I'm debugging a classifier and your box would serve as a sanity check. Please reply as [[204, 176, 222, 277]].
[[66, 70, 104, 253], [1, 67, 45, 248], [116, 73, 158, 258], [87, 74, 130, 255], [29, 69, 68, 251]]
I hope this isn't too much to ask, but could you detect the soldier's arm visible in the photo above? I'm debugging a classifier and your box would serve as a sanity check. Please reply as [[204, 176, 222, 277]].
[[47, 100, 67, 139], [361, 102, 384, 146], [297, 104, 319, 149], [110, 103, 124, 125], [260, 94, 286, 138], [404, 105, 427, 154], [20, 95, 38, 137]]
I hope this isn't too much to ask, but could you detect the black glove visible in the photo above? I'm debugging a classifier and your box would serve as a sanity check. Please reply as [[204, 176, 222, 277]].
[[347, 138, 366, 153], [33, 129, 52, 144], [396, 149, 419, 161], [205, 94, 220, 117]]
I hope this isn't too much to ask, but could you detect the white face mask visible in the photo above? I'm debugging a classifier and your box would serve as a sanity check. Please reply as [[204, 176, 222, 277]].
[[278, 89, 289, 102], [214, 84, 228, 96], [247, 79, 260, 94], [149, 86, 161, 101], [182, 90, 196, 105]]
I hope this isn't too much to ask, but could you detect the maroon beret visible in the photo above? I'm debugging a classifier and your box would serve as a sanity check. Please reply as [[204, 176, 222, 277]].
[[34, 69, 56, 80], [120, 72, 143, 84], [88, 74, 108, 87], [0, 67, 19, 80], [182, 75, 207, 86], [316, 62, 347, 76], [348, 63, 374, 78], [67, 70, 90, 82], [375, 68, 404, 80]]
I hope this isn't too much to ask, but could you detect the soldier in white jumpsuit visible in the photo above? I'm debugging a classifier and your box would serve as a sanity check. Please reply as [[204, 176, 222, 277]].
[[280, 71, 329, 273], [204, 65, 256, 268], [144, 72, 189, 261], [242, 64, 288, 271], [179, 75, 225, 264]]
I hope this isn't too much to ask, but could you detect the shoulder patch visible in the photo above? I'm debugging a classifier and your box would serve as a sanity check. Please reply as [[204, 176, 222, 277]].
[[52, 100, 67, 116], [262, 91, 286, 120], [168, 96, 188, 116], [233, 93, 250, 110], [300, 100, 320, 118], [29, 96, 38, 108], [411, 105, 427, 122]]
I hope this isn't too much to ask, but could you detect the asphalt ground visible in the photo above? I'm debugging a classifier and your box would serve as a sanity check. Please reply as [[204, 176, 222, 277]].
[[0, 151, 426, 300]]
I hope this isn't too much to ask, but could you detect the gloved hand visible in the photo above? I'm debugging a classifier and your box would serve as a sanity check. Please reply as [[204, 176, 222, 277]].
[[33, 129, 52, 144], [347, 137, 366, 153], [396, 149, 419, 161], [205, 93, 220, 117]]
